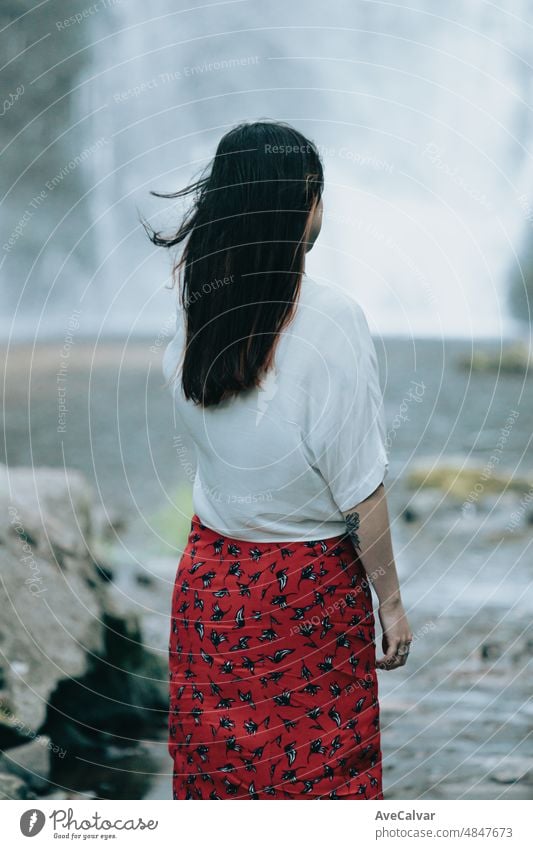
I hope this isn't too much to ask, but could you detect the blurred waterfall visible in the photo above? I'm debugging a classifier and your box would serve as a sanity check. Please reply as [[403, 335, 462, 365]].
[[2, 0, 533, 339]]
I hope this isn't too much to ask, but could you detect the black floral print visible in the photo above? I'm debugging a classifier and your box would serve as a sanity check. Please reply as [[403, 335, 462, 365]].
[[168, 515, 383, 799]]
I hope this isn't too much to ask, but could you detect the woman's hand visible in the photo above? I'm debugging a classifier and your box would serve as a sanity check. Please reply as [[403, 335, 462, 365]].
[[341, 487, 410, 670], [376, 598, 412, 670]]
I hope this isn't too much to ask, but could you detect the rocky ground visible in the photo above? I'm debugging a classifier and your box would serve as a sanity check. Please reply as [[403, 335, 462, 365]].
[[379, 485, 533, 800], [0, 462, 168, 800], [1, 337, 532, 800]]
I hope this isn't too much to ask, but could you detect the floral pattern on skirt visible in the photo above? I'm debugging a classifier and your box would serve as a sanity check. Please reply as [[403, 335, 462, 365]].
[[168, 514, 383, 799]]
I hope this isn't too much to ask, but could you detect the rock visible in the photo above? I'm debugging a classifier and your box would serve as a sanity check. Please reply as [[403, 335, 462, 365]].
[[480, 642, 502, 661], [0, 772, 36, 800], [0, 463, 94, 560], [92, 561, 115, 583], [405, 456, 533, 501], [457, 342, 533, 374], [489, 758, 533, 785], [524, 639, 533, 655], [43, 644, 167, 759], [0, 736, 51, 792], [91, 504, 128, 541], [401, 491, 441, 521], [402, 506, 418, 523], [40, 589, 167, 758], [135, 572, 154, 587], [0, 463, 107, 738], [0, 461, 167, 772], [41, 789, 98, 800], [103, 604, 145, 668]]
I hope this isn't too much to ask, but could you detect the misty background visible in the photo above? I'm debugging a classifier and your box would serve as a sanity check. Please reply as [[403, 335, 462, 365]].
[[2, 0, 533, 340]]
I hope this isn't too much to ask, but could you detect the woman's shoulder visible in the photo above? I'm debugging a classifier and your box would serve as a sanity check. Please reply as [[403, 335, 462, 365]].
[[299, 276, 371, 352]]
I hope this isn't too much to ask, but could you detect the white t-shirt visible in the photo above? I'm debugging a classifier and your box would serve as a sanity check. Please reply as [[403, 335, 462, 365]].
[[162, 275, 389, 542]]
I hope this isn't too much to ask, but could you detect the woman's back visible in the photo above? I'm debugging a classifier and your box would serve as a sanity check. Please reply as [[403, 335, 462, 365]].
[[151, 121, 410, 801], [163, 275, 389, 542]]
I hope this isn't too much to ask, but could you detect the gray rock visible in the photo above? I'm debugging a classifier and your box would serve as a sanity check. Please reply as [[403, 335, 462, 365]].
[[0, 736, 51, 791], [0, 463, 107, 737], [401, 490, 442, 521], [489, 758, 533, 785], [0, 459, 169, 801], [91, 504, 128, 541], [0, 772, 36, 800]]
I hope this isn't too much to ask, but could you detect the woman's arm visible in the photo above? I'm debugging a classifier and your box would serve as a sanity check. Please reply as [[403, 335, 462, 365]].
[[342, 482, 412, 670]]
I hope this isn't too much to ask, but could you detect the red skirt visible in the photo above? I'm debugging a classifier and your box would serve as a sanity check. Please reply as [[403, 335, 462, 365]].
[[168, 514, 383, 799]]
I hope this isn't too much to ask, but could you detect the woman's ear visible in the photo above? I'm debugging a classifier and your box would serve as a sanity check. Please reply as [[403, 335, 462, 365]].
[[305, 196, 323, 253]]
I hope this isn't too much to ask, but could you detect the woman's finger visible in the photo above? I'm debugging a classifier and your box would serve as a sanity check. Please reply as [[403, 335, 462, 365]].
[[376, 638, 401, 668], [397, 640, 411, 665], [377, 637, 412, 669]]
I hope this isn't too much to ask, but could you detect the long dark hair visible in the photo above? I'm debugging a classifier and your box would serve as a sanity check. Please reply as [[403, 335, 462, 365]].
[[143, 120, 324, 407]]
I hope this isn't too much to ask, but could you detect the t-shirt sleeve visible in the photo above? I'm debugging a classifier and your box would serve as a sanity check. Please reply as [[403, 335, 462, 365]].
[[304, 295, 389, 511]]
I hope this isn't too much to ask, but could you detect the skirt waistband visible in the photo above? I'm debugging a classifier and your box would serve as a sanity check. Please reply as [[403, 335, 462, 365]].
[[188, 513, 349, 552]]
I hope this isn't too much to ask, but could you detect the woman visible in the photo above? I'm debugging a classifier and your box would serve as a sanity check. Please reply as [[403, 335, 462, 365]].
[[146, 121, 412, 800]]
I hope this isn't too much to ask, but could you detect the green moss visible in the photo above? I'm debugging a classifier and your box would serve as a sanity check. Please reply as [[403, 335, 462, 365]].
[[457, 343, 533, 374], [406, 463, 532, 499], [149, 484, 194, 550]]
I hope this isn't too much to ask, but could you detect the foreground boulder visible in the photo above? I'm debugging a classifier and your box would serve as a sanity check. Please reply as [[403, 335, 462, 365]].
[[0, 463, 167, 798], [0, 463, 106, 741]]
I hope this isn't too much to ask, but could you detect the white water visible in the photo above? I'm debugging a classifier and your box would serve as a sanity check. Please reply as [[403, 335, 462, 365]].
[[22, 0, 533, 338]]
